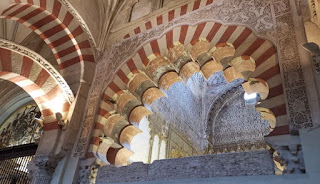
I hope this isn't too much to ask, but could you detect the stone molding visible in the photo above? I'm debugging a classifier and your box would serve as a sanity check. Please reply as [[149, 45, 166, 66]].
[[78, 162, 100, 184]]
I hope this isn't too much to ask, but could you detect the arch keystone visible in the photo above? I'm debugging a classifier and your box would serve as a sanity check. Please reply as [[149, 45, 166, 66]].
[[180, 62, 201, 82], [119, 125, 143, 146], [201, 60, 223, 80], [223, 67, 243, 83], [142, 87, 166, 106], [167, 42, 192, 72], [129, 106, 152, 125], [128, 72, 156, 99], [116, 91, 142, 119]]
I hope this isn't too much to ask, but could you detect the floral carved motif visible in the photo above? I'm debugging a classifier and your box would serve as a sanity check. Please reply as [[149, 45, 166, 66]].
[[272, 0, 313, 130], [0, 105, 43, 149]]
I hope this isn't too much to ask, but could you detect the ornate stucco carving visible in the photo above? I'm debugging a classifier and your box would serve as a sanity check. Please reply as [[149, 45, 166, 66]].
[[272, 0, 312, 130], [74, 0, 313, 158], [206, 86, 270, 153], [0, 39, 75, 103], [0, 105, 42, 149]]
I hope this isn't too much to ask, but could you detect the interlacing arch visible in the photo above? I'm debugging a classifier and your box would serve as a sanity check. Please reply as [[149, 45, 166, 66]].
[[0, 0, 96, 93], [0, 41, 73, 131], [91, 22, 284, 166]]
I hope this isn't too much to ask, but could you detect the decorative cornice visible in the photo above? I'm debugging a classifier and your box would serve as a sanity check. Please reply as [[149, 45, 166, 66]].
[[0, 39, 74, 103]]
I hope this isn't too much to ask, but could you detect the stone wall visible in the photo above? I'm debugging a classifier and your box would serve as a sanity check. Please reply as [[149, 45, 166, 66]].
[[96, 150, 274, 183]]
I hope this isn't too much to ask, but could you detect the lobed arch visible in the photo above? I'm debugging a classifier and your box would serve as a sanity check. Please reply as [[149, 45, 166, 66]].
[[0, 44, 72, 131], [0, 0, 96, 93], [90, 22, 285, 166], [100, 22, 286, 126]]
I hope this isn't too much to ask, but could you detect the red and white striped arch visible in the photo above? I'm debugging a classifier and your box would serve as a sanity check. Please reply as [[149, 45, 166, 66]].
[[88, 22, 289, 158], [104, 23, 286, 128], [1, 0, 95, 92], [0, 47, 70, 131]]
